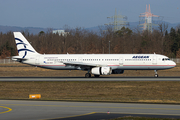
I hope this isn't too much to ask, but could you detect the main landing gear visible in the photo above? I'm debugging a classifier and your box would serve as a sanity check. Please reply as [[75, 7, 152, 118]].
[[85, 73, 100, 78], [85, 73, 91, 78], [154, 70, 158, 77], [85, 70, 100, 78]]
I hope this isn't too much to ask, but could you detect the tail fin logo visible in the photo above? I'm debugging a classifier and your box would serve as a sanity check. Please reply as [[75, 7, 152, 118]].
[[15, 38, 35, 58]]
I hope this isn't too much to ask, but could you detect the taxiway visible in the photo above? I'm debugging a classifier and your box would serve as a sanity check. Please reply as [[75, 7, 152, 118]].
[[0, 100, 180, 120]]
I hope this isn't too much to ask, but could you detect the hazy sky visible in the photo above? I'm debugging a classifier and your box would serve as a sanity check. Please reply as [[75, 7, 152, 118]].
[[0, 0, 180, 28]]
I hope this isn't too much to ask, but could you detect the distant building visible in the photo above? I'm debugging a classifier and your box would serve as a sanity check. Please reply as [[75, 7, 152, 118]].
[[52, 30, 69, 37]]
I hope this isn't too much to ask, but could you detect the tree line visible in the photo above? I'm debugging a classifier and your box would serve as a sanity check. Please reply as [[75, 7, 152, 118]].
[[0, 23, 180, 59]]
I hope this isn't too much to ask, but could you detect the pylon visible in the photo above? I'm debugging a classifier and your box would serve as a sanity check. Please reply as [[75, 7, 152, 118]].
[[139, 4, 159, 32]]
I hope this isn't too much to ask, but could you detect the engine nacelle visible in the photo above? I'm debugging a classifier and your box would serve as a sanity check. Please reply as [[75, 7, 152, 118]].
[[112, 69, 124, 74], [91, 67, 112, 75]]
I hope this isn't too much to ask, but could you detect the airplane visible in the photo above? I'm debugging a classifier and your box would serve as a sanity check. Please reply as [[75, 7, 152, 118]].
[[12, 32, 176, 78]]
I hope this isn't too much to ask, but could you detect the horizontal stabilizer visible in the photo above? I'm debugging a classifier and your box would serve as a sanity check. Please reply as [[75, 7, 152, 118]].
[[12, 56, 28, 62]]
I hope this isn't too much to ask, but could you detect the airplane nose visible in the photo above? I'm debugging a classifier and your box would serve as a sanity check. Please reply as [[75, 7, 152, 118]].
[[172, 61, 176, 67]]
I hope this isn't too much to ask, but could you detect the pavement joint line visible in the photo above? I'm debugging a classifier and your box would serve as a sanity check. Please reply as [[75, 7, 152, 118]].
[[41, 112, 96, 120], [1, 104, 180, 111], [0, 106, 12, 114]]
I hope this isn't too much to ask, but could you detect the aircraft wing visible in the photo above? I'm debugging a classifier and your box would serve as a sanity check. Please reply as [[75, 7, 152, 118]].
[[62, 61, 105, 68]]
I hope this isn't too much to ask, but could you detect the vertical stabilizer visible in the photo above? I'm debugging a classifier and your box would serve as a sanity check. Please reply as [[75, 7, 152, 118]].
[[14, 32, 39, 58]]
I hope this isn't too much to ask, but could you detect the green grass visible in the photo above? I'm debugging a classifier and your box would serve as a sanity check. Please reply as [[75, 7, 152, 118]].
[[1, 81, 180, 103]]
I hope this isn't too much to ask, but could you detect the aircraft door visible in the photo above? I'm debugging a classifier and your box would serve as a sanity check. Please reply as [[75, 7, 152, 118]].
[[119, 57, 123, 66], [152, 56, 157, 65], [78, 57, 82, 62]]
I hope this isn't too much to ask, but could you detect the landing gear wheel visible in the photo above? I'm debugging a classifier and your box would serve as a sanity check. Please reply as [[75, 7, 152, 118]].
[[154, 74, 158, 78], [94, 75, 100, 78], [85, 73, 91, 78], [154, 70, 158, 78]]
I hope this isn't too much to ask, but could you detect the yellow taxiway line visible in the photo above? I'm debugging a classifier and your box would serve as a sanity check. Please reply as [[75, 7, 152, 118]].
[[0, 106, 12, 114]]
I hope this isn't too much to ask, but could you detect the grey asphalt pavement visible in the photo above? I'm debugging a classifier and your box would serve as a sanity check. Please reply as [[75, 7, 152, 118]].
[[0, 100, 180, 120]]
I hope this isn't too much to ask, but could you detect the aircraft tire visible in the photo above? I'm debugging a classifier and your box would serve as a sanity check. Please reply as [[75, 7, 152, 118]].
[[154, 74, 158, 77], [85, 73, 91, 78]]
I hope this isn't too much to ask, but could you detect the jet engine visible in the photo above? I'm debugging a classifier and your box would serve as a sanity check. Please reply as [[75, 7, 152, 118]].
[[91, 67, 112, 75], [112, 69, 124, 74]]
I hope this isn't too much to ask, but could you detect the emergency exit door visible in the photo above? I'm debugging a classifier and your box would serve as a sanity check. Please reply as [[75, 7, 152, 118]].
[[119, 57, 123, 66]]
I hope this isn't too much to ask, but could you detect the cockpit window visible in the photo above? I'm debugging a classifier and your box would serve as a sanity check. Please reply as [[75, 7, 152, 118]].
[[162, 58, 170, 61]]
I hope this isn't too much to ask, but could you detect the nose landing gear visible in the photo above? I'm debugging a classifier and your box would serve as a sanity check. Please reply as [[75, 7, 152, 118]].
[[154, 70, 158, 77]]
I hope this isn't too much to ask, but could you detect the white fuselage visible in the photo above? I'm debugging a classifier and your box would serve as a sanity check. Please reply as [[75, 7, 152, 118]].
[[22, 54, 176, 71]]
